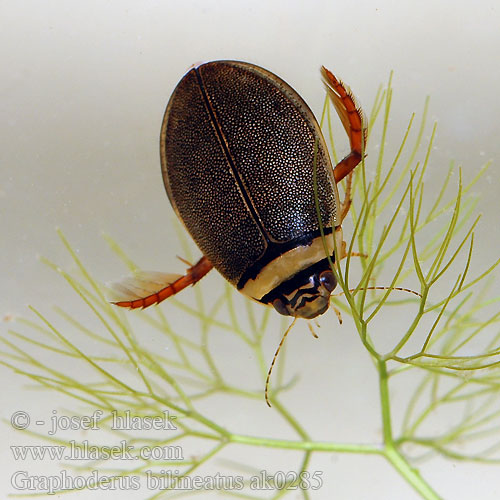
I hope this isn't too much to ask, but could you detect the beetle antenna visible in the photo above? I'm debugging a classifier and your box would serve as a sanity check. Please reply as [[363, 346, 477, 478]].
[[334, 286, 421, 298], [265, 317, 298, 407]]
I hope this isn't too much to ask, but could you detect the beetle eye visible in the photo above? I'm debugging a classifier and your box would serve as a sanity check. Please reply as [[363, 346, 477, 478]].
[[272, 297, 291, 316], [319, 271, 337, 292]]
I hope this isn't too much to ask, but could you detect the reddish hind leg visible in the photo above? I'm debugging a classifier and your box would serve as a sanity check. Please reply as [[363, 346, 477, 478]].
[[111, 256, 213, 309]]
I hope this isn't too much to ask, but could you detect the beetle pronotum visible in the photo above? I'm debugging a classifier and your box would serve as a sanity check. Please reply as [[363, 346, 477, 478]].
[[111, 60, 365, 319]]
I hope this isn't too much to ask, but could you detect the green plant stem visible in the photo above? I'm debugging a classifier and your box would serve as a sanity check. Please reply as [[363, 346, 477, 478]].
[[378, 360, 442, 499], [228, 434, 382, 454]]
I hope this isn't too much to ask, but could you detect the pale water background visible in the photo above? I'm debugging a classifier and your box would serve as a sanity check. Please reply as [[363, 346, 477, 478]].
[[2, 1, 500, 498]]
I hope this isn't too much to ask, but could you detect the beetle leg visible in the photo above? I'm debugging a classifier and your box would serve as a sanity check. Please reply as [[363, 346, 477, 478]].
[[307, 322, 320, 338], [177, 255, 193, 266], [331, 304, 343, 325], [350, 251, 368, 258], [321, 66, 366, 185], [110, 256, 213, 309], [334, 226, 347, 261], [339, 171, 353, 223]]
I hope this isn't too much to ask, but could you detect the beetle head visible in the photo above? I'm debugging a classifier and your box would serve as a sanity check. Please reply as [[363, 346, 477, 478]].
[[271, 267, 337, 319]]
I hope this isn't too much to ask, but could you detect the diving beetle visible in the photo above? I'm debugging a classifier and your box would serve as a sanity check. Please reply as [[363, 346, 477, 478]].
[[112, 60, 366, 320]]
